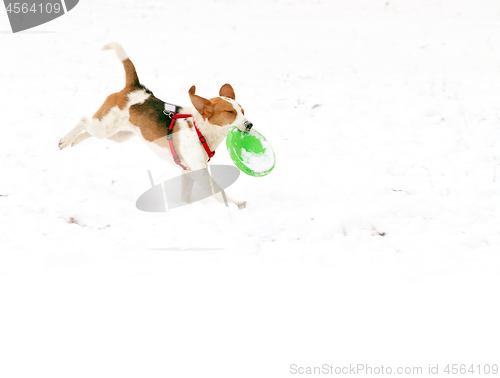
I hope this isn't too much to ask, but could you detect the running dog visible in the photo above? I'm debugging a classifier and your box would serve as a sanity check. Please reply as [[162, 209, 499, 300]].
[[59, 42, 251, 208]]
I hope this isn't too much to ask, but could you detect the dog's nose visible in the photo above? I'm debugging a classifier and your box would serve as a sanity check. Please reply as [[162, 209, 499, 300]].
[[244, 121, 253, 132]]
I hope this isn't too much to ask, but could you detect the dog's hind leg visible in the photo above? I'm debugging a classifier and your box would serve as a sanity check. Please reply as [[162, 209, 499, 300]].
[[71, 131, 93, 147], [58, 116, 90, 150], [71, 131, 136, 148]]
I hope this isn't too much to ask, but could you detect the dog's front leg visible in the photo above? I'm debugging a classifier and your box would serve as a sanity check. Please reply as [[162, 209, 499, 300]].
[[198, 167, 247, 209], [178, 166, 246, 209], [212, 186, 246, 209], [181, 169, 196, 204], [182, 148, 246, 209]]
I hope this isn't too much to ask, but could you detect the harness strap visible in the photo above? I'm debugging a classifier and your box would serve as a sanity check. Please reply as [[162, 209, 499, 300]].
[[167, 113, 215, 170], [193, 121, 216, 161]]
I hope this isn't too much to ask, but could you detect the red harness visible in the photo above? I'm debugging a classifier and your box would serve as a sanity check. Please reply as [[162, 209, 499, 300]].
[[167, 114, 215, 170]]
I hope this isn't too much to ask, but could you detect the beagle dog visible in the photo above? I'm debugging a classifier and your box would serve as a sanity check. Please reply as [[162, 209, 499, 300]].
[[59, 42, 251, 209]]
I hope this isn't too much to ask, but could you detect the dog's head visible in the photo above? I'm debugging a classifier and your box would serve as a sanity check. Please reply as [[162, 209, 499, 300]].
[[188, 84, 252, 132]]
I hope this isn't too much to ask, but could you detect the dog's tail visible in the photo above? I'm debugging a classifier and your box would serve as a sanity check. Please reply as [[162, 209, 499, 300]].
[[101, 42, 140, 88]]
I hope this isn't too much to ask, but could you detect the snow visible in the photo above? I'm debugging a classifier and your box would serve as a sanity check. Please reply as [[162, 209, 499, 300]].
[[1, 0, 500, 377]]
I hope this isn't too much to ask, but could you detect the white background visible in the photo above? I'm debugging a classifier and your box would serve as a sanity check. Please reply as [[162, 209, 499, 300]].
[[1, 0, 499, 377]]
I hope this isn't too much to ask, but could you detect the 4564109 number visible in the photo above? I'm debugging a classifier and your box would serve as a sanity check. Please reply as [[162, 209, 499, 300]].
[[443, 364, 498, 375], [6, 2, 62, 14]]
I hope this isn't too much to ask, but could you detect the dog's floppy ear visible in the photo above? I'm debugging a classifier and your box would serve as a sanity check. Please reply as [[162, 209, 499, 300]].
[[189, 85, 214, 119], [219, 83, 235, 100]]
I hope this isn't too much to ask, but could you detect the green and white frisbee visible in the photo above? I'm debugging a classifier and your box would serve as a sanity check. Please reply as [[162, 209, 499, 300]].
[[226, 127, 276, 177]]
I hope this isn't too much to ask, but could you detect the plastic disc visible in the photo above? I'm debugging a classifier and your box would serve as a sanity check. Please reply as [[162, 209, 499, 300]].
[[226, 127, 276, 177]]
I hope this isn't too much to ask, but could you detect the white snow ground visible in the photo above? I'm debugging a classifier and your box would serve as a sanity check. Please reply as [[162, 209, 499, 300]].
[[1, 1, 500, 377]]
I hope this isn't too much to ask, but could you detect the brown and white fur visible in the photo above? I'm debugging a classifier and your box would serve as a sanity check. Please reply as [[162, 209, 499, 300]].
[[59, 42, 250, 208]]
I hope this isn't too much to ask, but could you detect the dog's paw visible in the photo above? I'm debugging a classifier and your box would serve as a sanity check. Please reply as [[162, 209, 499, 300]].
[[58, 137, 70, 150], [237, 201, 247, 210]]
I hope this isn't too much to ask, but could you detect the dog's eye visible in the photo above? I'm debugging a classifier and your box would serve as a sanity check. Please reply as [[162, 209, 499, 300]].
[[225, 110, 236, 114]]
